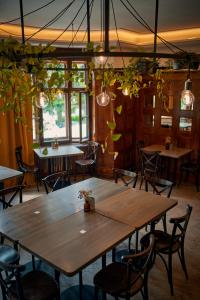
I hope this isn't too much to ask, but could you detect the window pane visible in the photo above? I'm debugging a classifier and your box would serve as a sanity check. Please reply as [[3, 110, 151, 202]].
[[179, 117, 192, 132], [71, 92, 80, 138], [144, 114, 154, 127], [161, 116, 172, 128], [42, 92, 67, 139], [81, 93, 88, 138], [72, 63, 86, 88]]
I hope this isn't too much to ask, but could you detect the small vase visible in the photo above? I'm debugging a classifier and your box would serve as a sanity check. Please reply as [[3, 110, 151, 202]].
[[88, 197, 95, 211], [165, 143, 170, 150], [84, 200, 90, 212]]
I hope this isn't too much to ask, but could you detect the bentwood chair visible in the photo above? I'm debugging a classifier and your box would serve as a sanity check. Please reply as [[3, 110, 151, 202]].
[[179, 149, 200, 192], [94, 234, 155, 300], [0, 185, 25, 209], [15, 146, 40, 191], [42, 171, 71, 194], [0, 260, 60, 300], [113, 168, 138, 188], [74, 141, 100, 180], [113, 168, 138, 252], [139, 150, 161, 189], [141, 205, 192, 296], [145, 175, 174, 232]]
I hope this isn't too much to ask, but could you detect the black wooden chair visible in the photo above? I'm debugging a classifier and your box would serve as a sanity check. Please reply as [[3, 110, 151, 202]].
[[15, 146, 40, 191], [42, 171, 71, 194], [139, 150, 161, 189], [145, 175, 174, 232], [113, 168, 138, 253], [0, 185, 25, 209], [179, 150, 200, 192], [0, 260, 60, 300], [113, 168, 138, 188], [141, 205, 192, 296], [94, 234, 155, 300], [74, 141, 100, 179]]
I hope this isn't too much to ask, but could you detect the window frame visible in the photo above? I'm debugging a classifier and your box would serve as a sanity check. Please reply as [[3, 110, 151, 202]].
[[33, 59, 90, 145]]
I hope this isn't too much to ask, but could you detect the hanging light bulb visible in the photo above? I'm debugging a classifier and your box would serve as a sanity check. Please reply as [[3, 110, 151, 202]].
[[35, 92, 49, 109], [96, 86, 110, 106], [122, 87, 129, 96], [181, 78, 195, 107]]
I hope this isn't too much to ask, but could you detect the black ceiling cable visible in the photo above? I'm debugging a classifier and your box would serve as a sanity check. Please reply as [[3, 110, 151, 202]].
[[121, 0, 186, 54], [0, 0, 75, 38], [69, 0, 94, 46], [120, 0, 175, 53], [110, 0, 125, 67], [25, 0, 76, 42], [45, 0, 87, 48], [80, 0, 94, 43], [124, 0, 175, 53], [0, 0, 56, 25]]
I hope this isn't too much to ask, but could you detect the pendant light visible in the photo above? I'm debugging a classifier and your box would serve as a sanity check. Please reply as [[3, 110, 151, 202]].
[[96, 85, 110, 106], [181, 61, 195, 107], [122, 87, 129, 96], [35, 92, 49, 109]]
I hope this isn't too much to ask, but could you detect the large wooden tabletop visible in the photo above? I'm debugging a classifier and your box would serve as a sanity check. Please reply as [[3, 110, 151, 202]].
[[33, 145, 84, 159], [96, 188, 177, 229], [0, 166, 22, 182], [142, 144, 192, 159], [0, 177, 177, 276]]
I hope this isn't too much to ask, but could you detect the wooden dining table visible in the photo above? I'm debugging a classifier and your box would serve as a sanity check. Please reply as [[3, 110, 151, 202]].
[[142, 144, 192, 182], [33, 145, 84, 175], [0, 177, 177, 299], [0, 165, 23, 182]]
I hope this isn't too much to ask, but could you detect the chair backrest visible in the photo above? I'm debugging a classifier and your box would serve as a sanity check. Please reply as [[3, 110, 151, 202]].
[[113, 168, 138, 188], [0, 259, 25, 300], [42, 171, 71, 194], [145, 176, 174, 198], [170, 204, 192, 247], [140, 150, 161, 177], [0, 185, 24, 209], [136, 140, 145, 171], [15, 146, 25, 171], [84, 141, 100, 162], [122, 234, 155, 289]]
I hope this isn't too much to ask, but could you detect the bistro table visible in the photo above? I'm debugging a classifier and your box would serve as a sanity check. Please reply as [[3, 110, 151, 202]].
[[0, 166, 23, 182], [142, 144, 192, 182], [34, 145, 84, 175], [0, 177, 177, 299]]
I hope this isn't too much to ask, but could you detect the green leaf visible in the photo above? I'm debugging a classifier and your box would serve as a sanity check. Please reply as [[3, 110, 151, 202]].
[[42, 147, 48, 155], [107, 121, 116, 130], [112, 134, 122, 141], [116, 105, 122, 114], [32, 142, 40, 149]]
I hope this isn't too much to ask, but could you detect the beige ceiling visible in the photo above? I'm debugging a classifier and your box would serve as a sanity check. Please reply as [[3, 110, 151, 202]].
[[1, 0, 200, 53]]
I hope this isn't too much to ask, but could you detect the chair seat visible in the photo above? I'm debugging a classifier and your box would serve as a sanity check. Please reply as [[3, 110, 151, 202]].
[[75, 159, 95, 166], [0, 245, 20, 265], [141, 231, 180, 253], [94, 262, 143, 297], [10, 270, 59, 300]]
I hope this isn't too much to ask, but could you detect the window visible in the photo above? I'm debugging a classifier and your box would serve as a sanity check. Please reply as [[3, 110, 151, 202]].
[[33, 61, 89, 143]]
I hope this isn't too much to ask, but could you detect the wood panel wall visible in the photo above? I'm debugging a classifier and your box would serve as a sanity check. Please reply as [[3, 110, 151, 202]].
[[94, 70, 200, 177]]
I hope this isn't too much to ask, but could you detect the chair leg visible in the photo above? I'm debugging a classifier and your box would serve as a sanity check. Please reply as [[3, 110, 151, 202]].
[[178, 245, 188, 280], [35, 173, 39, 192], [168, 253, 174, 296], [162, 214, 167, 233], [139, 176, 144, 190]]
